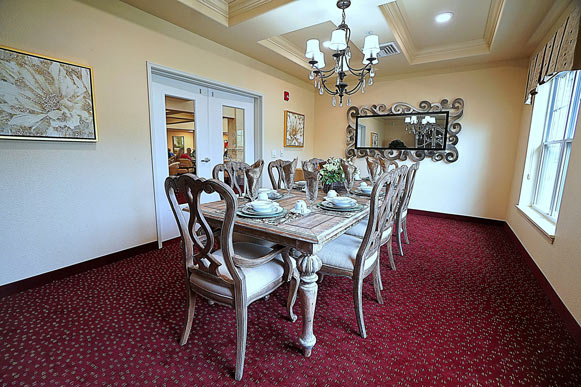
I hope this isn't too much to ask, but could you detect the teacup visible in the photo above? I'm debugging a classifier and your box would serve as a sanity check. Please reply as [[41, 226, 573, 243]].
[[327, 189, 338, 198], [258, 188, 271, 194], [359, 182, 368, 187], [258, 192, 269, 201], [294, 200, 307, 213], [360, 186, 373, 194]]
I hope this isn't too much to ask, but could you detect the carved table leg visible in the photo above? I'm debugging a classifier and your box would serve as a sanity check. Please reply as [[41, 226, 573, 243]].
[[294, 249, 322, 357]]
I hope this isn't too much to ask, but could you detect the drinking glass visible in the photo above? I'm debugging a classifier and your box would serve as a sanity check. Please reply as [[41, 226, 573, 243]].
[[305, 178, 319, 208], [283, 171, 295, 197]]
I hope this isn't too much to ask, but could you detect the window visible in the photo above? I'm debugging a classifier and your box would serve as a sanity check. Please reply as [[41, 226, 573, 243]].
[[518, 71, 579, 237]]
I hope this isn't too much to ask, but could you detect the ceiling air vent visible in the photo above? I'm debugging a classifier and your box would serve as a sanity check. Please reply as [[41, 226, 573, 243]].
[[376, 42, 400, 58]]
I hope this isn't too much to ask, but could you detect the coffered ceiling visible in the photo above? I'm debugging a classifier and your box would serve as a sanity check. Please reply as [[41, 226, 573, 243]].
[[120, 0, 573, 81]]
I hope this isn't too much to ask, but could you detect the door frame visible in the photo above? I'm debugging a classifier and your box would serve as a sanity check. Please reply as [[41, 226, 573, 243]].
[[146, 62, 264, 248]]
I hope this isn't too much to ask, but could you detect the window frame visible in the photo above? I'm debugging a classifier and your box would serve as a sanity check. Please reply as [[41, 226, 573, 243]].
[[530, 71, 580, 222]]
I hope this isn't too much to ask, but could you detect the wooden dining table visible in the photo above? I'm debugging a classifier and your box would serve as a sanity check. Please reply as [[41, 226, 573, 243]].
[[199, 188, 371, 357]]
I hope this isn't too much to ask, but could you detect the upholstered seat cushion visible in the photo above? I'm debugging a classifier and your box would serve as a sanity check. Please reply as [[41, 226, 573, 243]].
[[189, 242, 286, 299], [318, 234, 377, 272], [345, 221, 393, 241]]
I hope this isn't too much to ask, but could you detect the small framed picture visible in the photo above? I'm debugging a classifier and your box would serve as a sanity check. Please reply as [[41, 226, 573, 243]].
[[370, 131, 379, 147], [172, 135, 184, 153], [0, 46, 97, 142], [284, 110, 305, 147]]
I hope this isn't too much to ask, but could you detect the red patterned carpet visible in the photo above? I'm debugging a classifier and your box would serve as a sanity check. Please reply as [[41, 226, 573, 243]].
[[1, 215, 580, 385]]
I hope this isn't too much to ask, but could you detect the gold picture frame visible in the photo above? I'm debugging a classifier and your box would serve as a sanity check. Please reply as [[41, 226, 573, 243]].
[[0, 45, 98, 142], [284, 110, 304, 147]]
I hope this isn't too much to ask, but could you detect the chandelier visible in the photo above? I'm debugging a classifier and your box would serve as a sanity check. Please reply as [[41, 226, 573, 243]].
[[305, 0, 380, 107], [404, 115, 438, 135]]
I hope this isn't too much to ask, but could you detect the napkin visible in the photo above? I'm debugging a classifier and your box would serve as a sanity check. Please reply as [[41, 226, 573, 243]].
[[366, 156, 381, 183], [245, 159, 264, 200], [281, 158, 298, 189], [341, 159, 356, 191]]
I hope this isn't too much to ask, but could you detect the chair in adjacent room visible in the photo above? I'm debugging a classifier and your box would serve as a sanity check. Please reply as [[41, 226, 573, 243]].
[[395, 162, 420, 256], [345, 165, 408, 270], [165, 175, 299, 381], [316, 170, 400, 338]]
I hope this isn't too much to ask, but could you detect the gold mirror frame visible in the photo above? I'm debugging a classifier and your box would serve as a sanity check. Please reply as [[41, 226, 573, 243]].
[[346, 98, 464, 163]]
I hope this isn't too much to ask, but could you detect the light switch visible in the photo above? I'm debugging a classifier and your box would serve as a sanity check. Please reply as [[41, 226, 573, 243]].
[[271, 150, 277, 158]]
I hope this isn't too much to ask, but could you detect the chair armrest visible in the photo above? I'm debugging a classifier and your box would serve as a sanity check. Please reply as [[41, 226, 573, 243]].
[[233, 244, 286, 268]]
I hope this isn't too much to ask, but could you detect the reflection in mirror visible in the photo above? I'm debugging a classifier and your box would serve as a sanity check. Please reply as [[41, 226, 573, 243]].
[[356, 112, 449, 150]]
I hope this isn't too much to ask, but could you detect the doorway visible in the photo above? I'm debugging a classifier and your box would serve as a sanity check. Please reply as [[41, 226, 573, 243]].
[[147, 63, 263, 247]]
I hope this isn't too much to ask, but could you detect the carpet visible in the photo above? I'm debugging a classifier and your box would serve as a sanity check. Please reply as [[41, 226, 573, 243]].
[[1, 215, 580, 385]]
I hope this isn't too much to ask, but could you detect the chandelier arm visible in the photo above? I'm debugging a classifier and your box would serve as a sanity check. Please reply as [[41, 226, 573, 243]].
[[345, 79, 364, 95], [319, 78, 339, 95]]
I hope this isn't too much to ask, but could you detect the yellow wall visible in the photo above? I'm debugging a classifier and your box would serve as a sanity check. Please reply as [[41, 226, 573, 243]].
[[314, 65, 527, 219], [505, 5, 581, 324], [167, 130, 195, 153], [0, 0, 315, 285]]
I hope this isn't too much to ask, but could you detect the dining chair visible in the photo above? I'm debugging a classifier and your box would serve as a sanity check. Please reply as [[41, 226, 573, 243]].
[[165, 174, 299, 381], [267, 159, 286, 189], [345, 165, 408, 271], [212, 160, 264, 197], [316, 170, 399, 338], [395, 162, 420, 256], [378, 157, 398, 173]]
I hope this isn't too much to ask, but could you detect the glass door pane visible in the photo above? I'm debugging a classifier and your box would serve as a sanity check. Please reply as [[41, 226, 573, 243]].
[[222, 106, 245, 163], [166, 96, 195, 176]]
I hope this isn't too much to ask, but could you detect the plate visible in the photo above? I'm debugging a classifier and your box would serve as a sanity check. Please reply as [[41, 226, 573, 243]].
[[318, 201, 364, 212], [237, 208, 287, 219], [242, 204, 281, 216], [268, 191, 283, 200], [321, 200, 357, 210]]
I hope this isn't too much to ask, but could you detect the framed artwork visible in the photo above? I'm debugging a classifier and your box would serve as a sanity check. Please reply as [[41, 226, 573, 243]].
[[370, 131, 379, 147], [172, 135, 184, 153], [0, 46, 97, 142], [284, 110, 304, 147]]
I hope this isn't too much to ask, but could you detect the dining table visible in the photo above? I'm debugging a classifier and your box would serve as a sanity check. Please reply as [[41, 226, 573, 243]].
[[198, 187, 371, 357]]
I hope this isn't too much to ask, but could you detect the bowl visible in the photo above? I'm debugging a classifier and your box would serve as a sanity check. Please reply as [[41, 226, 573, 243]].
[[360, 186, 373, 194], [330, 197, 356, 208], [249, 200, 275, 213]]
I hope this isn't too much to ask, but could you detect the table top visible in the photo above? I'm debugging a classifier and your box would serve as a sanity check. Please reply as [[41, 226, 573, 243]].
[[197, 190, 370, 251]]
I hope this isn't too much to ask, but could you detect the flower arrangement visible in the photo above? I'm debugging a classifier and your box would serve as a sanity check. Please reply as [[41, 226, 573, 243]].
[[320, 157, 345, 185]]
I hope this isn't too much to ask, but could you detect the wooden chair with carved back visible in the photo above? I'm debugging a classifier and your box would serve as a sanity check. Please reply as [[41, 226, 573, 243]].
[[267, 159, 286, 189], [164, 174, 299, 381], [316, 170, 401, 338], [378, 157, 398, 173], [345, 165, 408, 271], [212, 161, 250, 196], [395, 162, 419, 256]]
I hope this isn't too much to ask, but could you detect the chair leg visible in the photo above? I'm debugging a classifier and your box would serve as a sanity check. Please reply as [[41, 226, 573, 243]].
[[372, 263, 384, 305], [387, 238, 396, 270], [353, 276, 367, 338], [234, 305, 248, 381], [287, 269, 299, 322], [317, 274, 325, 284], [403, 218, 410, 244], [179, 289, 197, 346], [397, 220, 404, 256]]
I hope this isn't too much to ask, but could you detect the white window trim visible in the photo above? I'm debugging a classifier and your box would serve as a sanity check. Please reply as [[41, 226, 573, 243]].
[[515, 204, 556, 243]]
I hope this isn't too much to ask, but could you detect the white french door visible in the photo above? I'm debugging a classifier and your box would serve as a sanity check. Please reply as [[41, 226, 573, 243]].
[[149, 76, 258, 247]]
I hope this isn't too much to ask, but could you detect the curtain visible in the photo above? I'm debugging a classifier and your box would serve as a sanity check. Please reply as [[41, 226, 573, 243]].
[[525, 6, 581, 103]]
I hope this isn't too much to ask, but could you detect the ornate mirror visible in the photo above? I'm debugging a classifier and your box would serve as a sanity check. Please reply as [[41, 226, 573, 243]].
[[346, 98, 464, 162]]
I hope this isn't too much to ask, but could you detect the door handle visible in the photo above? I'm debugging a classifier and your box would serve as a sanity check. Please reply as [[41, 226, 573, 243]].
[[201, 157, 210, 163]]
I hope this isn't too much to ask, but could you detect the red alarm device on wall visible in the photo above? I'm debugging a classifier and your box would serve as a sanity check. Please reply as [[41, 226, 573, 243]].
[[284, 91, 289, 101]]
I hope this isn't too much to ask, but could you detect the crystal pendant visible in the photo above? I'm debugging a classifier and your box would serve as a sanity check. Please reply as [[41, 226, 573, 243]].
[[309, 71, 314, 80], [332, 96, 337, 107], [347, 97, 351, 106], [319, 87, 324, 95], [370, 67, 375, 77], [340, 101, 343, 107], [361, 78, 366, 94], [369, 77, 373, 86]]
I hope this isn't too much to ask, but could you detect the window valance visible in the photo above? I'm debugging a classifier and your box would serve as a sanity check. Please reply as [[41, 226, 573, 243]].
[[525, 7, 581, 104]]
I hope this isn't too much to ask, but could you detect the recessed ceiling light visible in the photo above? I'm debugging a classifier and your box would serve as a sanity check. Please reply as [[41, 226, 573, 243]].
[[322, 41, 331, 48], [435, 12, 453, 23]]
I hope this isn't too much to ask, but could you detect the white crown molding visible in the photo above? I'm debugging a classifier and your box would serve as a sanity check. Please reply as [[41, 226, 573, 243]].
[[257, 36, 311, 70], [380, 0, 505, 65], [526, 0, 573, 47], [178, 0, 293, 26]]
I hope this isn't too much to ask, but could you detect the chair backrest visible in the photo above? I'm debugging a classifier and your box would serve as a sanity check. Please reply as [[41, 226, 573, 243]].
[[165, 174, 244, 289], [267, 159, 286, 189], [378, 157, 398, 173], [169, 162, 180, 176], [212, 161, 250, 195], [179, 158, 193, 168], [399, 162, 419, 216], [353, 170, 397, 273]]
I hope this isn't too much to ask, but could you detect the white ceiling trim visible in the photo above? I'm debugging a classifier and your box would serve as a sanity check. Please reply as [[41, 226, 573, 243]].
[[257, 36, 311, 70], [526, 0, 573, 46], [380, 0, 506, 65], [177, 0, 294, 27]]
